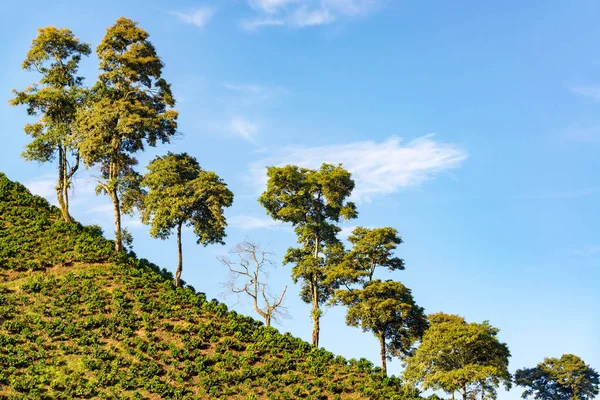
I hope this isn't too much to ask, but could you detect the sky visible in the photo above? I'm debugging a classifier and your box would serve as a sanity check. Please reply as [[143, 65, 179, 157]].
[[1, 1, 599, 398]]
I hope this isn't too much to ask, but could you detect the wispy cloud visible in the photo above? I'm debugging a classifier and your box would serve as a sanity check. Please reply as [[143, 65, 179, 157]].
[[242, 0, 383, 30], [228, 215, 288, 231], [573, 245, 600, 258], [569, 85, 600, 101], [564, 123, 600, 144], [230, 117, 259, 143], [223, 82, 289, 102], [170, 6, 217, 29], [248, 134, 467, 202]]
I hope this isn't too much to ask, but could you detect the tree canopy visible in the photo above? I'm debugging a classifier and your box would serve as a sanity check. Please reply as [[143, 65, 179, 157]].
[[76, 17, 178, 252], [259, 163, 357, 347], [336, 279, 427, 374], [515, 354, 599, 400], [141, 152, 233, 288], [404, 313, 511, 400], [11, 26, 91, 222]]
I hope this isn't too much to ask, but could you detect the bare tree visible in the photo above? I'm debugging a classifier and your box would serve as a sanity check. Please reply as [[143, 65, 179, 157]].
[[218, 241, 288, 327]]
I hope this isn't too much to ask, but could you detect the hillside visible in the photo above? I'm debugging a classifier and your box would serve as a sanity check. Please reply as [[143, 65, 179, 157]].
[[0, 172, 420, 400]]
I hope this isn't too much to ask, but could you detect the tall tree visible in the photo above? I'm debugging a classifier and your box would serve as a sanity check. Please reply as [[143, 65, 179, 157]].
[[11, 27, 91, 222], [515, 354, 599, 400], [218, 241, 288, 327], [259, 163, 357, 347], [76, 17, 178, 252], [328, 226, 405, 288], [141, 153, 233, 288], [404, 313, 512, 400], [335, 279, 427, 374]]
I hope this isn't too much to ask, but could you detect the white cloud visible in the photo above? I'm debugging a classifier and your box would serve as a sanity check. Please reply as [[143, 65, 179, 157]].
[[242, 0, 382, 30], [249, 0, 299, 14], [240, 17, 286, 31], [248, 134, 467, 202], [228, 215, 288, 231], [569, 85, 600, 101], [223, 82, 289, 102], [171, 7, 217, 29], [290, 7, 335, 27], [230, 117, 260, 143]]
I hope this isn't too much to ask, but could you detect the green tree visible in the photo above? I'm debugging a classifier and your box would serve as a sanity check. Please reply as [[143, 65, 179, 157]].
[[335, 279, 427, 374], [259, 163, 357, 347], [11, 27, 91, 222], [76, 17, 178, 252], [404, 313, 511, 400], [515, 354, 599, 400], [141, 153, 233, 288]]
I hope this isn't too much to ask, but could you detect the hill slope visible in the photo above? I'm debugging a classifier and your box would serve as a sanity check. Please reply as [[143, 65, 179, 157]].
[[0, 172, 419, 400]]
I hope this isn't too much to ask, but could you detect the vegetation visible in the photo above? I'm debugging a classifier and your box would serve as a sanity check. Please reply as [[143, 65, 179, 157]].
[[5, 17, 597, 400], [335, 280, 427, 375], [76, 17, 178, 252], [141, 153, 234, 288], [330, 227, 427, 374], [259, 163, 357, 347], [403, 313, 511, 400], [219, 241, 288, 327], [515, 354, 599, 400], [0, 172, 419, 399], [10, 27, 91, 222]]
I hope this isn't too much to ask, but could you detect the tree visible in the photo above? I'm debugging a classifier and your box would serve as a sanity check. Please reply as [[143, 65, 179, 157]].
[[218, 241, 288, 327], [345, 226, 405, 282], [404, 313, 512, 400], [11, 27, 91, 222], [141, 153, 233, 288], [515, 354, 599, 400], [76, 17, 178, 252], [259, 163, 357, 347], [335, 279, 427, 374]]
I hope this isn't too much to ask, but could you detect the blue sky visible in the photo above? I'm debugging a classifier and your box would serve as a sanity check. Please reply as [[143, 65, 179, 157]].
[[1, 1, 599, 398]]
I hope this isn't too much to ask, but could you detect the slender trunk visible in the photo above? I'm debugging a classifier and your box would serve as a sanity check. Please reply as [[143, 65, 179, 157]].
[[265, 314, 271, 327], [111, 187, 123, 253], [56, 147, 70, 222], [311, 278, 320, 347], [379, 332, 387, 374], [174, 222, 183, 287], [462, 386, 467, 400], [311, 232, 320, 347], [481, 383, 485, 400], [451, 392, 455, 400]]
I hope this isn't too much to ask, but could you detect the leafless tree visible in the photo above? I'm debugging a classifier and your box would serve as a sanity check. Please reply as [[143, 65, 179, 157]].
[[218, 240, 288, 327]]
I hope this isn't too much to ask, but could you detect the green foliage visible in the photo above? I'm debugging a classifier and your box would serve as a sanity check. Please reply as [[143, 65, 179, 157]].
[[141, 152, 233, 244], [0, 172, 113, 270], [10, 26, 90, 222], [403, 313, 511, 400], [0, 172, 416, 399], [515, 354, 599, 400], [76, 17, 178, 252], [141, 152, 233, 287], [336, 280, 428, 373], [259, 163, 357, 346], [338, 226, 405, 284]]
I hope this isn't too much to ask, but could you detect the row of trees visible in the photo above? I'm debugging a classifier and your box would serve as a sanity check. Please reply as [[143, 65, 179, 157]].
[[11, 18, 599, 400]]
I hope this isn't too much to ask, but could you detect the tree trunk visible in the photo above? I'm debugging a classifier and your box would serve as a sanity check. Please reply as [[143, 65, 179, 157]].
[[451, 392, 455, 400], [481, 383, 485, 400], [56, 147, 70, 222], [462, 386, 467, 400], [111, 188, 123, 253], [265, 314, 271, 327], [311, 278, 320, 347], [379, 333, 387, 374], [174, 222, 183, 288]]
